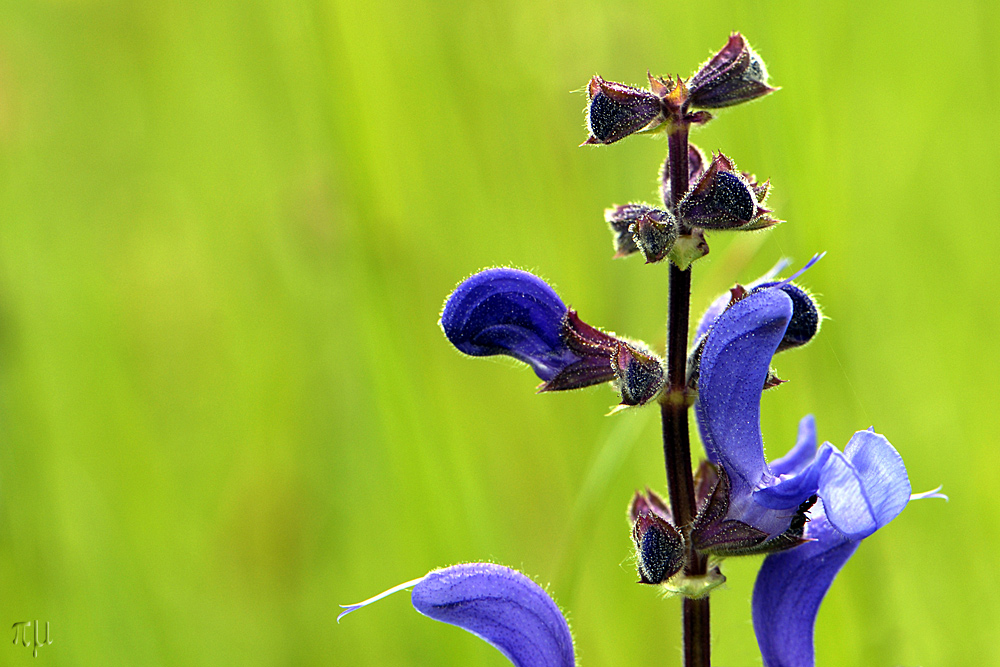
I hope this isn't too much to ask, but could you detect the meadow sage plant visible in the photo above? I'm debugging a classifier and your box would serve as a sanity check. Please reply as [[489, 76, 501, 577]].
[[340, 33, 944, 667]]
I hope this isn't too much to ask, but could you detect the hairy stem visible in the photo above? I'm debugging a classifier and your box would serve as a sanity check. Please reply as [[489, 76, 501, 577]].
[[660, 122, 710, 667]]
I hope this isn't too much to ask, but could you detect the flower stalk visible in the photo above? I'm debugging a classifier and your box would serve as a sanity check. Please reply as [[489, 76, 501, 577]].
[[660, 117, 710, 667]]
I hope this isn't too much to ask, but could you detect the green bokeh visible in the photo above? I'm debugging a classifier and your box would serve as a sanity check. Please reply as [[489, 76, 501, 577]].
[[0, 1, 995, 664]]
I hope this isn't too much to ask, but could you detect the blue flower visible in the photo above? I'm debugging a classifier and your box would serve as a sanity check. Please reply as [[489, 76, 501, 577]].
[[441, 268, 665, 405], [339, 562, 574, 667], [441, 268, 579, 383], [691, 277, 944, 666]]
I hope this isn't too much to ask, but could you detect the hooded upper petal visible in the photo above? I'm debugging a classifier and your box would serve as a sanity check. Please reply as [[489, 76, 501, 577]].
[[440, 268, 580, 381], [411, 563, 575, 667], [693, 258, 792, 342], [695, 287, 792, 496]]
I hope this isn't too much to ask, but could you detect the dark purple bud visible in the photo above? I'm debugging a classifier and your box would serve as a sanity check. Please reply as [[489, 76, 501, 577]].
[[633, 209, 678, 264], [678, 153, 775, 230], [613, 342, 665, 406], [605, 203, 657, 258], [661, 144, 707, 209], [629, 487, 672, 524], [441, 268, 580, 382], [632, 512, 685, 584], [689, 33, 777, 109], [605, 204, 679, 263], [752, 282, 821, 352], [583, 76, 664, 145]]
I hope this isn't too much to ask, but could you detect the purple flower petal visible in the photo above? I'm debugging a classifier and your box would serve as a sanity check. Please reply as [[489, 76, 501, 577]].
[[768, 415, 818, 476], [440, 269, 580, 381], [752, 429, 923, 667], [411, 563, 575, 667], [752, 514, 859, 667], [754, 443, 833, 510], [693, 289, 733, 343], [693, 258, 791, 342], [819, 429, 910, 540], [695, 288, 792, 495]]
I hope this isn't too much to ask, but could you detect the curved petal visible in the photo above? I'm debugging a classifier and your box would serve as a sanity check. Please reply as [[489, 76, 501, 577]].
[[753, 443, 833, 510], [819, 429, 910, 539], [769, 414, 818, 477], [440, 269, 579, 381], [693, 289, 732, 342], [693, 258, 792, 349], [752, 514, 858, 667], [411, 563, 575, 667], [695, 288, 792, 495]]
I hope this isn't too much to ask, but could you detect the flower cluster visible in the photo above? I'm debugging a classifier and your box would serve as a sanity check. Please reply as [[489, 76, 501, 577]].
[[340, 32, 943, 667]]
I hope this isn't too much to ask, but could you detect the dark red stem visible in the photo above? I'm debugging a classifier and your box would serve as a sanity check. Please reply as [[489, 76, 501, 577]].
[[661, 121, 710, 667]]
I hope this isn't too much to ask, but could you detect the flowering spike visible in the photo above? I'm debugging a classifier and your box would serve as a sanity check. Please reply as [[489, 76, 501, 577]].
[[689, 33, 777, 109], [584, 76, 664, 145]]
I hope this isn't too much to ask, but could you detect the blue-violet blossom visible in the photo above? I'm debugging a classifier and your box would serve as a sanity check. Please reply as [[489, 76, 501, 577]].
[[440, 267, 665, 405], [339, 562, 574, 667], [691, 272, 944, 666]]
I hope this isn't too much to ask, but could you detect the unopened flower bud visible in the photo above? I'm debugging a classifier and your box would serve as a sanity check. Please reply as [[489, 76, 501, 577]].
[[678, 153, 775, 230], [633, 210, 678, 264], [605, 204, 654, 258], [613, 342, 665, 406], [751, 282, 821, 351], [689, 33, 777, 109], [632, 512, 685, 585], [583, 77, 664, 145]]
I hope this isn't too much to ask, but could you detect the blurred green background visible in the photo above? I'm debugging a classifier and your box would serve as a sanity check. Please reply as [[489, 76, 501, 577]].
[[0, 0, 995, 664]]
